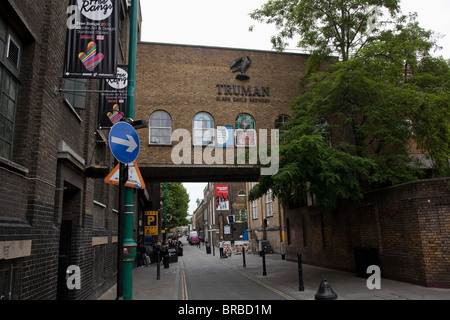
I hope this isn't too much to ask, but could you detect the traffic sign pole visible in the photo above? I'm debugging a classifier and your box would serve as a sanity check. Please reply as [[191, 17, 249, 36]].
[[122, 0, 139, 301], [116, 162, 126, 300]]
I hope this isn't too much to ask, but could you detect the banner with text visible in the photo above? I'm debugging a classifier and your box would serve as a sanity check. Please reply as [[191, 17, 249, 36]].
[[215, 184, 229, 211], [98, 65, 128, 129], [64, 0, 119, 79]]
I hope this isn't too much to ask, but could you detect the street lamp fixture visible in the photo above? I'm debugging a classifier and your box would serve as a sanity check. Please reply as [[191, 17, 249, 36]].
[[120, 117, 148, 130]]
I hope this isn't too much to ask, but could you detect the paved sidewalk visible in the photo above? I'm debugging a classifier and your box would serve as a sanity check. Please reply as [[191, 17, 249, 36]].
[[98, 246, 450, 300]]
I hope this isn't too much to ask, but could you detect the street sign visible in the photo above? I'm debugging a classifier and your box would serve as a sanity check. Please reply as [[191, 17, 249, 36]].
[[104, 161, 145, 189], [144, 211, 158, 236], [109, 122, 140, 163]]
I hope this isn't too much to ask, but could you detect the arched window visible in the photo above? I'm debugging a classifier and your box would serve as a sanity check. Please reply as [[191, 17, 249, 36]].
[[193, 112, 215, 146], [149, 110, 172, 145], [235, 114, 256, 147], [275, 114, 290, 129], [235, 113, 255, 130]]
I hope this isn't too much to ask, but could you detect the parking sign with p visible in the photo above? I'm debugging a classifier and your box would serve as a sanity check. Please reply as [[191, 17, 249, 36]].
[[144, 211, 158, 236]]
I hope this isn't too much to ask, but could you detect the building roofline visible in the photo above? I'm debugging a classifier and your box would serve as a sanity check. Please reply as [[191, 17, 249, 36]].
[[138, 41, 312, 57]]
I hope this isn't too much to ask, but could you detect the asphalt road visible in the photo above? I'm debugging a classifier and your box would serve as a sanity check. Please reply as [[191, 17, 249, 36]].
[[182, 241, 288, 300]]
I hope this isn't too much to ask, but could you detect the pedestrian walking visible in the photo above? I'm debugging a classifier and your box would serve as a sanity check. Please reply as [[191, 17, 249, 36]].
[[219, 238, 224, 259]]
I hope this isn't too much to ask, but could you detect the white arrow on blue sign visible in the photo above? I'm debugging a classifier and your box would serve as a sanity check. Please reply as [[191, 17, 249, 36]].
[[109, 122, 140, 163]]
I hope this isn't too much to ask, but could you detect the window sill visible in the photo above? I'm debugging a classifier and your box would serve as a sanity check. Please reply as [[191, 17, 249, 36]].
[[63, 98, 83, 123]]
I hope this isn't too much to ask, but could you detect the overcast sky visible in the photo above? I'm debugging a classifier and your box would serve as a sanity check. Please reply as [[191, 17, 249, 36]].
[[139, 0, 450, 215], [140, 0, 450, 59]]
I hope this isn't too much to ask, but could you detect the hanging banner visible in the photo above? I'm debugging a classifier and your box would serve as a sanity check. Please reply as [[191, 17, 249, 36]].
[[215, 184, 229, 211], [64, 0, 119, 79], [98, 65, 128, 129]]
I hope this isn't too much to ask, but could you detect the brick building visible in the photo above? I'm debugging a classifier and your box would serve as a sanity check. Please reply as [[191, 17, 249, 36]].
[[192, 182, 247, 246], [134, 42, 313, 182], [246, 182, 284, 255], [283, 178, 450, 288], [0, 0, 152, 300]]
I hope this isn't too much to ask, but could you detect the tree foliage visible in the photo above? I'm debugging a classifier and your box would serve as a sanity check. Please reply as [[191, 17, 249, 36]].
[[249, 13, 450, 209], [250, 0, 400, 61], [162, 183, 190, 228]]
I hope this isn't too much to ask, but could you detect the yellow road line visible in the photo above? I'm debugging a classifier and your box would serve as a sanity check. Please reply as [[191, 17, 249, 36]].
[[182, 270, 189, 300]]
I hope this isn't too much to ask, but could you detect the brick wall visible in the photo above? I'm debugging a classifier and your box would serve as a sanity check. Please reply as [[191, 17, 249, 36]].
[[0, 0, 133, 300], [135, 43, 310, 166], [284, 178, 450, 288]]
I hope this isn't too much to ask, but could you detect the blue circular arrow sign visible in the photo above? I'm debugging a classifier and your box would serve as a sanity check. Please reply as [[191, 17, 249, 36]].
[[109, 122, 140, 163]]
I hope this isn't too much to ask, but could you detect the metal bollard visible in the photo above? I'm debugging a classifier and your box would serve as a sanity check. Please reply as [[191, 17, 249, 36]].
[[262, 249, 267, 276], [298, 252, 305, 291], [242, 246, 246, 268], [314, 280, 337, 300]]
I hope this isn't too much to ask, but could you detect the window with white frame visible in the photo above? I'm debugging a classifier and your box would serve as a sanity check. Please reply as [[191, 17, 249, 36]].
[[149, 110, 172, 145], [251, 182, 258, 219], [193, 112, 215, 146], [252, 199, 258, 219], [0, 17, 21, 160]]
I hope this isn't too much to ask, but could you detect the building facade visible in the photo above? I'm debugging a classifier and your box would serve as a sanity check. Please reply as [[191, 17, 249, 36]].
[[134, 42, 315, 183], [192, 182, 247, 246], [246, 183, 285, 255], [0, 0, 150, 300]]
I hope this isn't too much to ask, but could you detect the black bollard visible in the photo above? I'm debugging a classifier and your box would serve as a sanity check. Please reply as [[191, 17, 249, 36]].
[[314, 280, 337, 300], [262, 248, 267, 276], [156, 251, 160, 280], [242, 246, 246, 268], [298, 253, 305, 291]]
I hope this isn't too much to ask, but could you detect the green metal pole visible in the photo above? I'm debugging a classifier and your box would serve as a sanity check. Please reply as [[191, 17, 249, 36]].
[[122, 0, 139, 301]]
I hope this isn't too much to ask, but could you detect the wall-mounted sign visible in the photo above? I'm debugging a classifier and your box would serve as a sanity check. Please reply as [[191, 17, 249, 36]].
[[216, 184, 229, 211], [64, 0, 119, 78], [230, 56, 252, 81], [144, 211, 158, 236], [216, 126, 234, 148], [215, 84, 271, 104]]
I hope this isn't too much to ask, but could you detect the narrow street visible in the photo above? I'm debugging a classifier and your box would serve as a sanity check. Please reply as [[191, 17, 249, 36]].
[[99, 236, 450, 301], [181, 240, 289, 300]]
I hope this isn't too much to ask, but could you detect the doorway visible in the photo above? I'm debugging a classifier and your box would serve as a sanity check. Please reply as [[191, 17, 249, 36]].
[[56, 182, 81, 300]]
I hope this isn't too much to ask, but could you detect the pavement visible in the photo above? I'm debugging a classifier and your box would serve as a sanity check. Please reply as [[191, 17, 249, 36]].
[[97, 244, 450, 301]]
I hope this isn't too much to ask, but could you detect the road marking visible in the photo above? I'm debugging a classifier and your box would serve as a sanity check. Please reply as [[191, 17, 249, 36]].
[[222, 263, 295, 300], [182, 270, 189, 300]]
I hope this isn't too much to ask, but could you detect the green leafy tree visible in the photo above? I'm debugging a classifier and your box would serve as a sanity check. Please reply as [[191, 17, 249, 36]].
[[249, 14, 450, 209], [162, 183, 190, 228], [250, 0, 400, 61]]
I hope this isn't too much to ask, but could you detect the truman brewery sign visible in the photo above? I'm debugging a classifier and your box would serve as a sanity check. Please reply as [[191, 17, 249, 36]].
[[215, 84, 270, 103], [215, 56, 271, 104]]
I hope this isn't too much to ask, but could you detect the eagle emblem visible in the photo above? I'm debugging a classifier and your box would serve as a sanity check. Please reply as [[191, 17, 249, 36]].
[[230, 56, 252, 81]]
